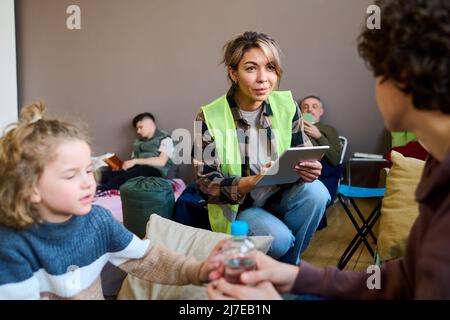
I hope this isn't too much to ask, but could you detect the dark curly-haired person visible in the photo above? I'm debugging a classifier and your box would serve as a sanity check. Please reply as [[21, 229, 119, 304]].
[[207, 0, 450, 300]]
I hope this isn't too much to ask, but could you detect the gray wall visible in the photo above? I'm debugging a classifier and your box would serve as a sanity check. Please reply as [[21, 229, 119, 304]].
[[16, 0, 390, 183], [0, 0, 18, 133]]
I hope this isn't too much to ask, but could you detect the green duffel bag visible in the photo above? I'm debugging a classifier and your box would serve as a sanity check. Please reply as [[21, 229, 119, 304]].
[[120, 176, 174, 238]]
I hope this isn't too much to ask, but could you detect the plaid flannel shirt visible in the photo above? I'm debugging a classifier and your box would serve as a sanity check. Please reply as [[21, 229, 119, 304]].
[[193, 92, 312, 205]]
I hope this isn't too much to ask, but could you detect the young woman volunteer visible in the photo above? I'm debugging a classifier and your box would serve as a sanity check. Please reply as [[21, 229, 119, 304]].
[[194, 31, 330, 265]]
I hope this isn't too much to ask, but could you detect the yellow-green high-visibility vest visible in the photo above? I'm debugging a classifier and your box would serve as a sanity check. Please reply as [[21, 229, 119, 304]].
[[200, 91, 297, 233]]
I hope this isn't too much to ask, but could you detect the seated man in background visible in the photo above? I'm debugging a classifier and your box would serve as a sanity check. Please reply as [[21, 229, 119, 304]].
[[98, 112, 174, 191], [300, 96, 343, 228], [299, 95, 342, 166]]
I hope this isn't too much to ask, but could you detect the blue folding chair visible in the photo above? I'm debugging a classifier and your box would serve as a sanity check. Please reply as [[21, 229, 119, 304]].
[[336, 184, 385, 270]]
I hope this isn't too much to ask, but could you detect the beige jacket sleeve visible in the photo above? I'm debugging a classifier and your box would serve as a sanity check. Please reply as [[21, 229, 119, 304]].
[[118, 242, 204, 286]]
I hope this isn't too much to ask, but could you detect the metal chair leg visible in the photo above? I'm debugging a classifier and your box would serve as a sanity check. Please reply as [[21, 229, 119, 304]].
[[337, 194, 382, 270]]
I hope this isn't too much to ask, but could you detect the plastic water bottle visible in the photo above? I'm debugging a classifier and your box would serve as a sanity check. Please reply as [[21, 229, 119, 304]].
[[223, 221, 257, 284]]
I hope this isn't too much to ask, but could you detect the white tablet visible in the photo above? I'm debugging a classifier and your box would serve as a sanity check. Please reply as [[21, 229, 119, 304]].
[[255, 146, 329, 187]]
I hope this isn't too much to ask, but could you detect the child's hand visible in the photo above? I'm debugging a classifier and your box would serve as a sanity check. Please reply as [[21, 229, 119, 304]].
[[122, 159, 137, 171], [199, 239, 228, 283]]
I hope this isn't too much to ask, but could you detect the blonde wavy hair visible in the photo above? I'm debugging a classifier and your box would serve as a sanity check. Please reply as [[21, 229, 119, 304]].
[[0, 102, 90, 229], [222, 31, 283, 90]]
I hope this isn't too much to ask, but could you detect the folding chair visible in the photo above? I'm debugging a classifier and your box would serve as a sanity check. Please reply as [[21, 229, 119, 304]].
[[334, 135, 348, 197], [338, 136, 348, 166], [336, 184, 385, 270]]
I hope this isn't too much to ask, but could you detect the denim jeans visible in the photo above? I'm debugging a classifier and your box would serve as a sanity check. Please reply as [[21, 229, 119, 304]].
[[237, 180, 330, 265]]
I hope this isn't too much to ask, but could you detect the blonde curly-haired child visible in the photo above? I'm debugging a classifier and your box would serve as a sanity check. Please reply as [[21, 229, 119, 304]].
[[0, 103, 223, 299]]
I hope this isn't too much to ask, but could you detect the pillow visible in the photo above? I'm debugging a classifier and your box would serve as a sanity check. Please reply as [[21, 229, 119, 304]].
[[377, 151, 425, 261], [117, 215, 273, 300]]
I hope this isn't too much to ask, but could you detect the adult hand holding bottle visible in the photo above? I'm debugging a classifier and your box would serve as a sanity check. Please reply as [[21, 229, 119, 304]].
[[207, 250, 299, 300]]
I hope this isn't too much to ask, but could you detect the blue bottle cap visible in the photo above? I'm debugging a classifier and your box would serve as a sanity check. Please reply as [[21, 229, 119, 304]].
[[231, 221, 248, 236]]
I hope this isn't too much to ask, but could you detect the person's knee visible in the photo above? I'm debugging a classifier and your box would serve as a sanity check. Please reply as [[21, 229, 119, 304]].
[[237, 208, 295, 259], [303, 180, 331, 208], [267, 231, 294, 259], [237, 207, 266, 223]]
